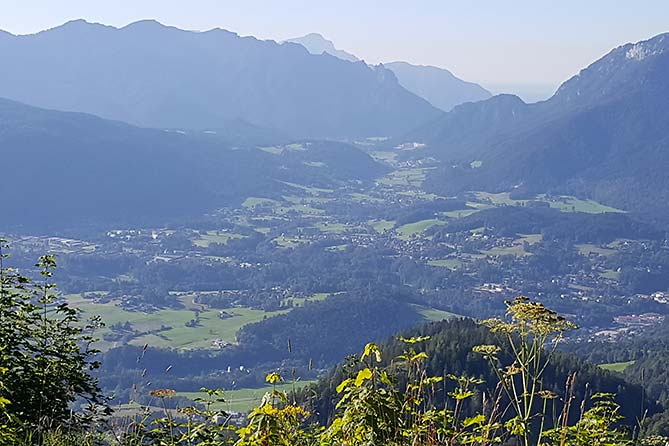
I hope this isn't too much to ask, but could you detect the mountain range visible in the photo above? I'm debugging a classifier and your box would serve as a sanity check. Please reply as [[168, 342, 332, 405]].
[[3, 22, 669, 225], [0, 98, 384, 230], [409, 33, 669, 219], [0, 20, 439, 139], [285, 33, 492, 111]]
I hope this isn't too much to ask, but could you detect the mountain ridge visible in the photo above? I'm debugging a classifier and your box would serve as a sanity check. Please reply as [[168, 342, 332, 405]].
[[407, 32, 669, 218], [286, 32, 491, 111], [0, 20, 440, 139], [0, 97, 386, 230], [383, 60, 492, 111], [284, 32, 359, 62]]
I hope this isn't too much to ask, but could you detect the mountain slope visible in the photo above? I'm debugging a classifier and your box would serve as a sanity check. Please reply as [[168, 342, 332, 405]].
[[383, 61, 492, 111], [411, 33, 669, 218], [0, 20, 439, 139], [286, 33, 491, 111], [0, 98, 385, 230]]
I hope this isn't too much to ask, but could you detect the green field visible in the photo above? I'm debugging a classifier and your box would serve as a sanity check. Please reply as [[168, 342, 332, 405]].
[[397, 190, 440, 201], [350, 192, 384, 203], [369, 219, 396, 233], [473, 192, 624, 214], [482, 244, 529, 257], [577, 244, 617, 257], [273, 235, 310, 249], [242, 197, 281, 209], [482, 234, 542, 257], [600, 269, 621, 280], [397, 219, 447, 239], [540, 195, 624, 214], [178, 380, 316, 413], [258, 143, 306, 155], [325, 244, 348, 252], [369, 151, 398, 164], [377, 167, 432, 188], [275, 203, 325, 216], [283, 195, 332, 205], [303, 161, 326, 167], [599, 360, 635, 373], [193, 231, 246, 248], [66, 294, 286, 350], [283, 292, 332, 308], [412, 304, 459, 322], [313, 222, 349, 234], [441, 208, 481, 219], [427, 258, 462, 270], [474, 191, 518, 205], [258, 146, 283, 154], [279, 181, 334, 195]]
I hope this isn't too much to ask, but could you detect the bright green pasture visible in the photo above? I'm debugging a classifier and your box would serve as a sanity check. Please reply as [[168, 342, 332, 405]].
[[397, 219, 446, 239], [66, 294, 285, 350], [193, 231, 246, 248], [427, 258, 462, 270], [179, 381, 316, 413], [599, 361, 635, 373]]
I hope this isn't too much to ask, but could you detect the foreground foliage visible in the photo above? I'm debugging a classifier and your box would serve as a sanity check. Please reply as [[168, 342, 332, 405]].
[[0, 241, 107, 443], [2, 247, 668, 445]]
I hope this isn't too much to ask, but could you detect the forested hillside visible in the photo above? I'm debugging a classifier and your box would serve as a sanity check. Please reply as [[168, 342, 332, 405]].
[[0, 98, 385, 229], [407, 33, 669, 219]]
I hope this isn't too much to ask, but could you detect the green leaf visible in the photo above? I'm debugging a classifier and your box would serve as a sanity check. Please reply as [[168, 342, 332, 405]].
[[354, 368, 373, 387], [336, 378, 352, 393], [362, 343, 382, 362], [463, 414, 486, 428]]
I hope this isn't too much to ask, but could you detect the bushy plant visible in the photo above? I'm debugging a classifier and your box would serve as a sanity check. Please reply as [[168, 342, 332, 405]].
[[0, 240, 108, 441]]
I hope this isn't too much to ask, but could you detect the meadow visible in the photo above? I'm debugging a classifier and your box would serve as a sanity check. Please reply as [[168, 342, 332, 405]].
[[65, 293, 288, 351]]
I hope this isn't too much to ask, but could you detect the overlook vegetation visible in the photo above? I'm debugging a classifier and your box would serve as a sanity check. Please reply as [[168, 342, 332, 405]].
[[2, 244, 669, 445], [0, 247, 663, 446]]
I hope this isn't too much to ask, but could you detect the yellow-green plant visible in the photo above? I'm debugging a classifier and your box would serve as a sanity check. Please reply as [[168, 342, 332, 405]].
[[0, 240, 107, 440], [542, 393, 631, 446], [120, 387, 235, 446], [474, 296, 578, 446], [322, 339, 500, 446], [235, 372, 314, 446]]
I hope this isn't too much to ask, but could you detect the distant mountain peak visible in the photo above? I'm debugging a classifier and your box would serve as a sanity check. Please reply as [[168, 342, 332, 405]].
[[384, 61, 492, 111], [623, 33, 669, 61], [302, 32, 327, 39], [285, 34, 490, 111], [50, 19, 109, 31], [121, 19, 170, 31], [284, 33, 359, 62], [385, 60, 456, 77]]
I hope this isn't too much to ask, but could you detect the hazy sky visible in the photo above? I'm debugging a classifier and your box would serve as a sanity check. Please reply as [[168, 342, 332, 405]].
[[2, 0, 668, 101]]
